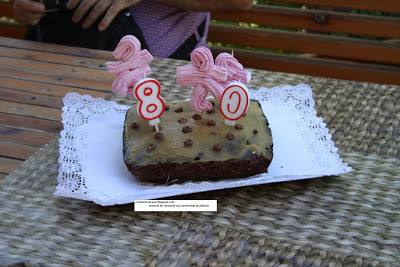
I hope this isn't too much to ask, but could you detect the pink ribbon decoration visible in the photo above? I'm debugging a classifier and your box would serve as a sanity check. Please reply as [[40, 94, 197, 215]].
[[176, 46, 227, 114], [215, 52, 251, 87], [105, 35, 153, 97]]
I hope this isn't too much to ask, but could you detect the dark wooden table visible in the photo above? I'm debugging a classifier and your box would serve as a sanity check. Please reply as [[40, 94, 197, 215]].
[[0, 37, 115, 179]]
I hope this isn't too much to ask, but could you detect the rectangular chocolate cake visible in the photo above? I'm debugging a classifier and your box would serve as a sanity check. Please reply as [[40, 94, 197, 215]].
[[123, 99, 273, 184]]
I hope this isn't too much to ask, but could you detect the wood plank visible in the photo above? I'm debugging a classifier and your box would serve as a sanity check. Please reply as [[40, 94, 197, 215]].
[[0, 126, 54, 147], [0, 88, 64, 109], [211, 5, 400, 39], [0, 141, 38, 160], [0, 65, 112, 91], [271, 0, 400, 14], [0, 56, 114, 81], [0, 46, 110, 69], [0, 36, 115, 60], [208, 24, 400, 64], [0, 100, 62, 121], [0, 113, 63, 134], [0, 172, 6, 180], [0, 77, 109, 99], [0, 157, 23, 174], [210, 46, 400, 85]]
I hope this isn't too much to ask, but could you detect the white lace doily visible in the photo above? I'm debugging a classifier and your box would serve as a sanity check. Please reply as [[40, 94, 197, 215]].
[[54, 84, 351, 206]]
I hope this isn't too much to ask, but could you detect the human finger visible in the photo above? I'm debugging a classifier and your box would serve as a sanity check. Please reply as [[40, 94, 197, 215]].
[[97, 3, 122, 31], [72, 0, 98, 23], [66, 0, 82, 10], [81, 0, 111, 29], [13, 0, 45, 26]]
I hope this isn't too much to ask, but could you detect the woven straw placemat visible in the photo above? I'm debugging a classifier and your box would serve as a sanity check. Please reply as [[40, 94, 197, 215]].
[[1, 60, 399, 266]]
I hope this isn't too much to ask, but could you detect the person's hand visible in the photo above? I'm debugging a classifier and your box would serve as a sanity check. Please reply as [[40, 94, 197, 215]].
[[66, 0, 141, 31], [12, 0, 45, 26]]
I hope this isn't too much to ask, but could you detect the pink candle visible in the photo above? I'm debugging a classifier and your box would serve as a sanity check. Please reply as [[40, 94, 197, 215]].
[[134, 78, 165, 129], [220, 82, 250, 126]]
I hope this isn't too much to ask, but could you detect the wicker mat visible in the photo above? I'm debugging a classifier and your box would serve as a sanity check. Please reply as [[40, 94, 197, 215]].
[[1, 136, 399, 265], [1, 65, 399, 266]]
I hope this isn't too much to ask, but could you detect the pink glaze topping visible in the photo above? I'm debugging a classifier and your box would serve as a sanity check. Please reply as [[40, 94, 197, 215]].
[[176, 46, 227, 114], [215, 52, 251, 87], [105, 35, 153, 97]]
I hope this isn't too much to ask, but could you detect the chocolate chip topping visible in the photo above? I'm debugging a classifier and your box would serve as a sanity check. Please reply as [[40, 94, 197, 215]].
[[182, 126, 193, 133], [131, 122, 140, 129], [213, 144, 223, 151], [174, 107, 183, 113], [178, 118, 187, 124], [226, 133, 235, 140], [207, 120, 216, 126], [235, 124, 244, 130], [165, 105, 169, 111], [246, 140, 251, 145], [253, 129, 259, 135], [147, 143, 156, 150], [184, 139, 193, 146], [192, 114, 202, 120], [155, 132, 164, 139], [209, 100, 215, 107], [206, 107, 215, 114], [153, 125, 162, 131]]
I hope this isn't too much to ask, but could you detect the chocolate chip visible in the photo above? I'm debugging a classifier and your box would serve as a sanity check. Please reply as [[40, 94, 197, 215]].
[[178, 118, 187, 124], [253, 129, 259, 135], [235, 124, 243, 130], [226, 133, 235, 140], [147, 143, 156, 150], [192, 114, 202, 120], [165, 105, 169, 111], [246, 140, 251, 145], [174, 107, 183, 113], [182, 126, 192, 133], [207, 120, 216, 126], [184, 139, 193, 146], [153, 125, 162, 131], [211, 131, 216, 136], [206, 107, 215, 114], [213, 144, 222, 151], [193, 153, 203, 161], [131, 122, 140, 129], [155, 132, 164, 139], [209, 100, 215, 107]]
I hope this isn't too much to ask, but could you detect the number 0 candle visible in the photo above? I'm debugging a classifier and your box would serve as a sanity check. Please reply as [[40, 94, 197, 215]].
[[134, 78, 165, 129], [220, 82, 250, 126]]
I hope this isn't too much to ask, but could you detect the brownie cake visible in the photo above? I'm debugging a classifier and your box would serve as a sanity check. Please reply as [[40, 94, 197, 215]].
[[123, 99, 273, 184]]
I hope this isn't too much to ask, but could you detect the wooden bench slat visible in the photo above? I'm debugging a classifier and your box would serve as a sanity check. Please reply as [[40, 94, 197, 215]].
[[271, 0, 400, 14], [0, 36, 114, 60], [0, 126, 54, 147], [0, 157, 23, 175], [0, 99, 62, 121], [0, 141, 38, 160], [0, 76, 109, 99], [0, 65, 112, 91], [1, 88, 64, 109], [211, 5, 400, 39], [0, 56, 114, 81], [210, 46, 400, 85], [0, 113, 62, 134], [208, 24, 400, 64], [0, 46, 110, 69]]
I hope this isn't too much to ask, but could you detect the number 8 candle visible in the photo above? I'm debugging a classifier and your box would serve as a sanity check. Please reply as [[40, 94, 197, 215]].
[[220, 81, 250, 126], [134, 78, 165, 131]]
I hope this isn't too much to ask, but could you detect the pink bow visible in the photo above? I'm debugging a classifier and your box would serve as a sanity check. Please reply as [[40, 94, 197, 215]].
[[106, 35, 153, 97], [176, 46, 227, 114], [215, 52, 251, 87]]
